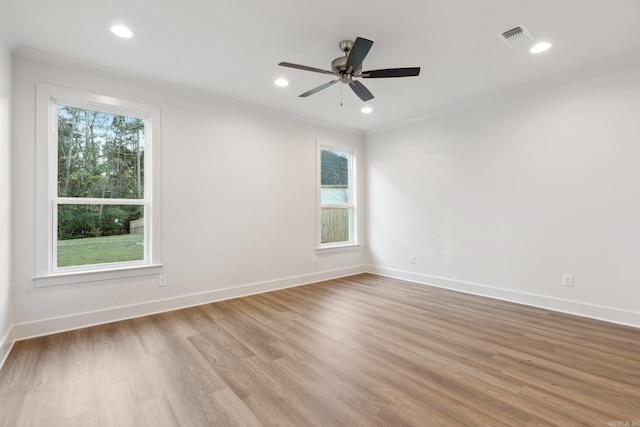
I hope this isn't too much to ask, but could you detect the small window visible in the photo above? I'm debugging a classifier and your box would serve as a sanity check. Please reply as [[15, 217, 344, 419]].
[[35, 85, 162, 285], [317, 141, 357, 248]]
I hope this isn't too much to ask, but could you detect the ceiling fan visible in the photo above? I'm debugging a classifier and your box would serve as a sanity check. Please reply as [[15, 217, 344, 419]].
[[279, 37, 420, 102]]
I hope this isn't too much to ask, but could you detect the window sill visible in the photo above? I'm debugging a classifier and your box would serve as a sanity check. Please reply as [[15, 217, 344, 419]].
[[316, 244, 362, 255], [33, 264, 163, 288]]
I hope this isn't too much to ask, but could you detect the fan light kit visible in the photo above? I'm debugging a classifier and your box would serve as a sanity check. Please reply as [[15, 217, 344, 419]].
[[274, 78, 289, 87], [279, 36, 421, 102], [361, 106, 373, 114]]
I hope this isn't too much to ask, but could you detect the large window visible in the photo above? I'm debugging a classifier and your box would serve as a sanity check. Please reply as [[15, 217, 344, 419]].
[[317, 141, 357, 248], [35, 85, 162, 285], [55, 105, 146, 268]]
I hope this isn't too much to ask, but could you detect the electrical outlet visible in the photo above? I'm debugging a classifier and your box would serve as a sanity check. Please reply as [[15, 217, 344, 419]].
[[562, 274, 573, 287], [410, 255, 416, 264], [313, 256, 319, 264], [158, 275, 167, 287]]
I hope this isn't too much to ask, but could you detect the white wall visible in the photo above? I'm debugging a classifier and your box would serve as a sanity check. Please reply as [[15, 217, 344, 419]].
[[366, 60, 640, 327], [11, 53, 365, 338], [0, 33, 12, 363]]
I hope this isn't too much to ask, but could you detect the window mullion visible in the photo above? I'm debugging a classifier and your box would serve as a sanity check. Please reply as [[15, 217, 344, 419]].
[[320, 203, 352, 209], [55, 197, 145, 205]]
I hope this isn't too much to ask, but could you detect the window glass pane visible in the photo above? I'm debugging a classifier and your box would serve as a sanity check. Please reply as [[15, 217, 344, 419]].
[[320, 187, 350, 204], [321, 207, 350, 244], [57, 204, 144, 267], [57, 105, 145, 199], [321, 150, 349, 204]]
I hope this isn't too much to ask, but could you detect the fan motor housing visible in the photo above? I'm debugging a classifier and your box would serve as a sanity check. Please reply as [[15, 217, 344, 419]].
[[331, 56, 362, 80], [331, 56, 347, 73]]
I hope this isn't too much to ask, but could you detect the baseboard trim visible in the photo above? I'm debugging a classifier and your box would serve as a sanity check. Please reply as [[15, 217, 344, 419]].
[[12, 266, 366, 341], [12, 263, 637, 348], [366, 265, 640, 329], [0, 326, 14, 371]]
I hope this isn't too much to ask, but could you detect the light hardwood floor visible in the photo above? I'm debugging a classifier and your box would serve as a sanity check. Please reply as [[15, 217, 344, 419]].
[[0, 274, 638, 426]]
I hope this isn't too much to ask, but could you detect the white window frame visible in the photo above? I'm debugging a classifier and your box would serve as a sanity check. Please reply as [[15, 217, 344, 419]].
[[316, 140, 360, 252], [34, 84, 163, 287]]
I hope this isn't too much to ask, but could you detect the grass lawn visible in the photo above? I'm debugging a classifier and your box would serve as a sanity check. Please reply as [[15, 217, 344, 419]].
[[57, 233, 144, 267]]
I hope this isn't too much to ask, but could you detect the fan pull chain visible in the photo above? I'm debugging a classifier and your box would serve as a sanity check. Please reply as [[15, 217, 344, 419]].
[[340, 83, 343, 107]]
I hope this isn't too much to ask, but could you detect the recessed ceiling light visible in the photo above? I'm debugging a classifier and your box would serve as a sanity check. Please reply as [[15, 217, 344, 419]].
[[110, 25, 133, 39], [361, 106, 373, 114], [530, 42, 552, 54], [275, 78, 289, 87]]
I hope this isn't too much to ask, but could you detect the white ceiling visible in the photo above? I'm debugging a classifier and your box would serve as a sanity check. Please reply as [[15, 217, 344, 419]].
[[1, 0, 640, 132]]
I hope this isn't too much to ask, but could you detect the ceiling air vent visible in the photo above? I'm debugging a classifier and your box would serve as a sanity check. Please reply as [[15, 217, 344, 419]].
[[498, 25, 534, 47]]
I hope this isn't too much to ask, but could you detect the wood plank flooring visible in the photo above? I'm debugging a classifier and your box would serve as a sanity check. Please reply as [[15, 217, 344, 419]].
[[0, 274, 638, 426]]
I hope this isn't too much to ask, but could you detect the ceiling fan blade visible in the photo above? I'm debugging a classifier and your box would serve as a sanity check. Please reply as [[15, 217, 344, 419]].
[[348, 80, 374, 102], [279, 62, 337, 76], [299, 80, 340, 97], [361, 67, 421, 78], [346, 37, 374, 71]]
